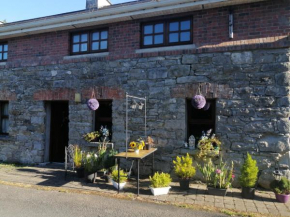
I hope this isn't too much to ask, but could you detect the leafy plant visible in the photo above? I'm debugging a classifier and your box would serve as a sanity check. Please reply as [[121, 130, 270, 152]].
[[197, 136, 221, 159], [173, 153, 196, 179], [83, 152, 98, 173], [73, 145, 83, 168], [111, 169, 127, 183], [270, 177, 290, 195], [104, 149, 118, 169], [83, 131, 100, 142], [197, 158, 234, 189], [149, 172, 172, 188], [239, 153, 259, 188]]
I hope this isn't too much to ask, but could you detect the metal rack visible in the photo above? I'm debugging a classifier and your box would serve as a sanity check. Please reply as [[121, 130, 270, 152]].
[[125, 93, 147, 157]]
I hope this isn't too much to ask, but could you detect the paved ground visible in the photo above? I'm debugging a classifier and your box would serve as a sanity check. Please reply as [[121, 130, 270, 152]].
[[0, 163, 289, 217], [0, 184, 226, 217]]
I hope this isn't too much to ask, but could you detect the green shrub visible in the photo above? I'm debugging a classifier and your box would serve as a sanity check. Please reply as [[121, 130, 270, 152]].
[[239, 153, 259, 188], [270, 177, 290, 195], [83, 152, 98, 173], [73, 146, 82, 168], [173, 153, 196, 179], [149, 172, 172, 188], [111, 169, 127, 183]]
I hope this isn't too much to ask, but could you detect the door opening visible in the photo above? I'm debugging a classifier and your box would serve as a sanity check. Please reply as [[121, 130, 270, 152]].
[[49, 101, 69, 162]]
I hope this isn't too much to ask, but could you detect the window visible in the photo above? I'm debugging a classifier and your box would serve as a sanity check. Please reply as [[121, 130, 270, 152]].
[[94, 100, 112, 141], [0, 102, 9, 135], [141, 18, 192, 48], [71, 29, 108, 55], [0, 43, 8, 61], [187, 99, 215, 145]]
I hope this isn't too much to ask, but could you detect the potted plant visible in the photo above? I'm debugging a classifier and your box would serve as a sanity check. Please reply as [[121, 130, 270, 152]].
[[83, 152, 98, 183], [270, 177, 290, 203], [73, 145, 84, 178], [129, 137, 145, 154], [149, 172, 172, 196], [111, 169, 127, 190], [103, 149, 118, 182], [173, 153, 196, 190], [239, 153, 259, 199], [197, 133, 221, 160], [197, 158, 234, 196]]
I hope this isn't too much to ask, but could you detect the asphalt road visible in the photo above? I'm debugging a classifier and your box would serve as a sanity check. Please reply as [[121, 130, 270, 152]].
[[0, 185, 226, 217]]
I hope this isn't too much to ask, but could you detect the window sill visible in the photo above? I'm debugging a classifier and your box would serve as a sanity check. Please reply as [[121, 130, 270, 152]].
[[63, 52, 109, 60], [0, 62, 7, 66], [0, 135, 13, 141], [136, 44, 196, 54]]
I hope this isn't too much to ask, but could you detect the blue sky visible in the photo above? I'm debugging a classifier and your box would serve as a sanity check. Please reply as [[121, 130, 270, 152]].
[[0, 0, 133, 23]]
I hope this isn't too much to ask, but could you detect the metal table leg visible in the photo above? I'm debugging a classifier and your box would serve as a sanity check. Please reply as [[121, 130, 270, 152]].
[[137, 159, 140, 196], [117, 158, 120, 194], [152, 151, 155, 176]]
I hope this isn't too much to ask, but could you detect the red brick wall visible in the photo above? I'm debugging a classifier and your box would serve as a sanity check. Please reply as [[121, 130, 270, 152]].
[[4, 0, 289, 68]]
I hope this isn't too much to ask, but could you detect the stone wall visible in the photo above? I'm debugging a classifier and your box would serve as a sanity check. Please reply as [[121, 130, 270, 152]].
[[0, 48, 289, 188]]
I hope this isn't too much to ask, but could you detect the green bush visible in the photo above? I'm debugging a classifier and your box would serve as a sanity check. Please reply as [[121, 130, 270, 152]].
[[111, 169, 127, 183], [270, 177, 290, 195], [239, 153, 259, 188], [83, 152, 98, 173], [173, 153, 196, 179], [73, 146, 82, 168], [149, 172, 172, 188]]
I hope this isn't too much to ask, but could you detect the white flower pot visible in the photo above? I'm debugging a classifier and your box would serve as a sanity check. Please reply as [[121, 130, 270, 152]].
[[112, 180, 126, 190], [149, 186, 171, 196]]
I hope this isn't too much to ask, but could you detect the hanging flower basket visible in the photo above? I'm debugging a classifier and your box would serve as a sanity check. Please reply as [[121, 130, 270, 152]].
[[87, 88, 99, 110], [191, 95, 206, 109]]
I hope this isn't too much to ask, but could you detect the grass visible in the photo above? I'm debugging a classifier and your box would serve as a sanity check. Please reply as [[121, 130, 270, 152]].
[[0, 162, 27, 168]]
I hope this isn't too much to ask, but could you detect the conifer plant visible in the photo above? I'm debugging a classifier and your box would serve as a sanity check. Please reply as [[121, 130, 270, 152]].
[[239, 153, 259, 199]]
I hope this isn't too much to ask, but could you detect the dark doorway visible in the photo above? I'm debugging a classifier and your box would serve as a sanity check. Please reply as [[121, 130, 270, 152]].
[[50, 101, 69, 162], [187, 98, 216, 143], [94, 100, 112, 141]]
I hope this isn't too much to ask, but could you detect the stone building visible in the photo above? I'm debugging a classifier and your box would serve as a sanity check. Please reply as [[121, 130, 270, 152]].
[[0, 0, 289, 187]]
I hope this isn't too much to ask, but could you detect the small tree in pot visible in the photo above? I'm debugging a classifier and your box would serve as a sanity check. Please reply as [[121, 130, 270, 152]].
[[173, 153, 196, 190], [270, 177, 290, 203], [149, 172, 172, 196], [239, 153, 259, 199]]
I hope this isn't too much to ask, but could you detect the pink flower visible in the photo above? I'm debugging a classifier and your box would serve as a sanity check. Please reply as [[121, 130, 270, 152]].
[[232, 174, 235, 179], [215, 169, 221, 174]]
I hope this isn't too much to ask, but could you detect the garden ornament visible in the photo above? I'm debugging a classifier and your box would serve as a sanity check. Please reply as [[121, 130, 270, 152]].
[[191, 83, 206, 109], [87, 88, 99, 110]]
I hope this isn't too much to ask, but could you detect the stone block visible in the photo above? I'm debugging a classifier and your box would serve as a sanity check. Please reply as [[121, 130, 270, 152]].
[[244, 122, 274, 133], [231, 52, 253, 64], [31, 117, 44, 125], [168, 65, 190, 77], [147, 68, 168, 79], [258, 135, 290, 153], [182, 54, 198, 64], [231, 142, 258, 151]]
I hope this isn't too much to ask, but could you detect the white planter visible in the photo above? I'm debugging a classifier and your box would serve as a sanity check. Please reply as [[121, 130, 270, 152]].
[[112, 180, 126, 190], [149, 186, 171, 196]]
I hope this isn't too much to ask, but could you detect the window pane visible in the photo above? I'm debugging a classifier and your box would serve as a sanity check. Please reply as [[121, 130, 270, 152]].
[[73, 35, 80, 43], [0, 45, 2, 52], [144, 25, 153, 34], [154, 24, 163, 33], [101, 31, 108, 40], [169, 33, 179, 43], [92, 42, 99, 50], [154, 34, 163, 44], [81, 43, 88, 52], [3, 45, 8, 52], [144, 36, 153, 45], [181, 20, 190, 30], [92, 32, 99, 41], [100, 41, 107, 49], [72, 44, 79, 52], [2, 103, 8, 115], [0, 53, 2, 60], [2, 118, 8, 133], [180, 32, 190, 42], [81, 34, 88, 42], [169, 22, 179, 31], [3, 53, 7, 60]]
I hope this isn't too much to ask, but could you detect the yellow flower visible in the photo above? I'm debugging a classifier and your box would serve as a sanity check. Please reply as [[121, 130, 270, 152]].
[[141, 140, 145, 147], [130, 141, 136, 148]]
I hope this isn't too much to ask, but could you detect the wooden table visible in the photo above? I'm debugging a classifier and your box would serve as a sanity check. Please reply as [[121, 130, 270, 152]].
[[114, 148, 157, 196]]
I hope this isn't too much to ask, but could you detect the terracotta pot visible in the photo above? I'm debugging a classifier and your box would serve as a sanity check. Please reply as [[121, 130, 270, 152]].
[[241, 187, 255, 199], [275, 193, 290, 203], [207, 186, 228, 196]]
